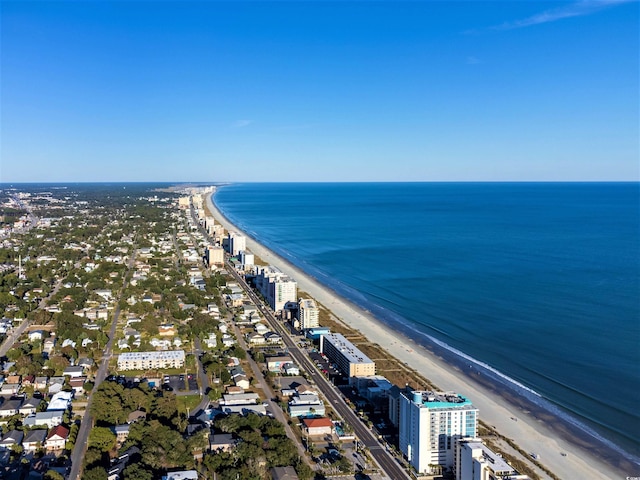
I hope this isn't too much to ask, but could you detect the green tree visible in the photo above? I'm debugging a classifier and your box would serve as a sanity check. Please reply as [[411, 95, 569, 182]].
[[122, 463, 153, 480], [82, 467, 108, 480], [88, 427, 116, 453], [43, 471, 65, 480]]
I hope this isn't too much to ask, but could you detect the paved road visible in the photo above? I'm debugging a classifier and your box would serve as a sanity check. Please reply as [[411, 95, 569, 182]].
[[0, 268, 66, 357], [230, 322, 313, 468], [67, 249, 137, 480], [192, 338, 211, 414], [225, 262, 408, 480]]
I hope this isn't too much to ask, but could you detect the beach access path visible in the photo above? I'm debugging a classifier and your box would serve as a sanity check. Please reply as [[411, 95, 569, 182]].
[[206, 191, 626, 480]]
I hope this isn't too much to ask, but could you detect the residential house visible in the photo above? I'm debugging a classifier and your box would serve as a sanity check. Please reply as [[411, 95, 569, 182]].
[[247, 332, 266, 346], [22, 429, 47, 452], [149, 338, 172, 349], [111, 424, 130, 444], [63, 366, 84, 378], [271, 466, 300, 480], [94, 289, 113, 301], [19, 397, 42, 415], [204, 333, 217, 349], [78, 357, 95, 370], [23, 411, 63, 428], [28, 330, 44, 342], [283, 363, 300, 376], [127, 410, 146, 424], [209, 433, 237, 453], [69, 377, 86, 395], [43, 338, 56, 354], [47, 391, 73, 411], [264, 332, 282, 344], [161, 471, 198, 480], [233, 375, 250, 390], [34, 376, 48, 390], [254, 323, 269, 335], [48, 381, 64, 395], [0, 430, 23, 450], [45, 425, 69, 451], [0, 398, 23, 417], [0, 382, 20, 395], [288, 390, 325, 418], [221, 334, 235, 347], [302, 417, 334, 437]]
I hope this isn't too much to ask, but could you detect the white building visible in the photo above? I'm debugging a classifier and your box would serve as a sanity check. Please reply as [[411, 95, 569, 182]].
[[227, 232, 246, 256], [117, 350, 185, 371], [320, 332, 375, 377], [399, 390, 478, 475], [255, 265, 297, 312], [239, 250, 254, 269], [298, 298, 319, 330], [455, 438, 530, 480]]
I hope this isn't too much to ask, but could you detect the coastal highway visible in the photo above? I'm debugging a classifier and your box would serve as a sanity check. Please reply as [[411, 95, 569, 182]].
[[225, 261, 409, 480]]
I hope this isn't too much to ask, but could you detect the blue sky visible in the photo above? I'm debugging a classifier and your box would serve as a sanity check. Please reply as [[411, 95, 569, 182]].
[[1, 1, 638, 182]]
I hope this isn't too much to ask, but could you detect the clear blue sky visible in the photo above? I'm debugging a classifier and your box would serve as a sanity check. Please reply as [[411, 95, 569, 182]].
[[1, 1, 638, 182]]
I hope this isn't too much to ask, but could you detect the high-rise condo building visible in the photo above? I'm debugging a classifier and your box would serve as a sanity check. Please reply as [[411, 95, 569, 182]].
[[298, 298, 319, 330], [255, 265, 297, 312], [228, 232, 246, 256], [399, 390, 478, 475], [206, 245, 224, 267]]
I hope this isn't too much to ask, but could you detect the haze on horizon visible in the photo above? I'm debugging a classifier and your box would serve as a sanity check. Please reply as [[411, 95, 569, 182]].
[[1, 1, 638, 183]]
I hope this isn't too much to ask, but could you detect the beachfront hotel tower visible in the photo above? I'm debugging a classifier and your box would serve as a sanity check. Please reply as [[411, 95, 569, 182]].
[[255, 265, 297, 312], [399, 390, 478, 475], [227, 231, 246, 256], [298, 298, 319, 330]]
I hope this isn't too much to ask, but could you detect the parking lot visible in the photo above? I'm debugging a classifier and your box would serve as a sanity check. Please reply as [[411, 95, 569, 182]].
[[105, 374, 199, 393], [162, 374, 198, 392]]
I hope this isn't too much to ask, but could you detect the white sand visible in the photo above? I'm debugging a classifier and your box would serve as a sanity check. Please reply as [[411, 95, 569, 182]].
[[206, 191, 624, 480]]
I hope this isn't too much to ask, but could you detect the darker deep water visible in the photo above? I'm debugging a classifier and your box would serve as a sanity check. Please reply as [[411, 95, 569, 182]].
[[214, 182, 640, 460]]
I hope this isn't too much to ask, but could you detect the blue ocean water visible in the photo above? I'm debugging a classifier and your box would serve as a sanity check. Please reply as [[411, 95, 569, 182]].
[[214, 182, 640, 459]]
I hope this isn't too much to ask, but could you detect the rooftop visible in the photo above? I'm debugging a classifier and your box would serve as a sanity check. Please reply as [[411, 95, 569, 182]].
[[323, 332, 374, 365]]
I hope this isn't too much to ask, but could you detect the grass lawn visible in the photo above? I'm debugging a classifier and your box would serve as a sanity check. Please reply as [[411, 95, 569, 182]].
[[176, 394, 202, 413]]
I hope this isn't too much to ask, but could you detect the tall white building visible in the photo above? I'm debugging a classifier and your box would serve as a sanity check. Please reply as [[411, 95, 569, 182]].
[[298, 298, 319, 330], [239, 250, 254, 269], [399, 390, 478, 475], [255, 265, 297, 312], [228, 232, 246, 256]]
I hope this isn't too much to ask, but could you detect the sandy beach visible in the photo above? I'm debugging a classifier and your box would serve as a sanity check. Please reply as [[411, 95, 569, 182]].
[[206, 191, 628, 480]]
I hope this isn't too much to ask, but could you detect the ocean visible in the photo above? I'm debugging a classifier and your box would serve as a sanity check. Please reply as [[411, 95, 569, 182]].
[[213, 182, 640, 460]]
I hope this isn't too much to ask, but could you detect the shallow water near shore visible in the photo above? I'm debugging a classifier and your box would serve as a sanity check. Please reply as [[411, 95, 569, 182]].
[[214, 182, 640, 462]]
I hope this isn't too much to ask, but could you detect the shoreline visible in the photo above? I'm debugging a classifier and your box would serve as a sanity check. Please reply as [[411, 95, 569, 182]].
[[206, 189, 630, 480]]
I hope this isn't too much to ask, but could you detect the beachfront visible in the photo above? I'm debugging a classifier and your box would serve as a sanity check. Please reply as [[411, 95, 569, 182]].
[[205, 190, 625, 480]]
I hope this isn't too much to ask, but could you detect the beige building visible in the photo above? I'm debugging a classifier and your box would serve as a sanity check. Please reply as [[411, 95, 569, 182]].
[[206, 245, 224, 266], [117, 350, 185, 371], [320, 332, 375, 377]]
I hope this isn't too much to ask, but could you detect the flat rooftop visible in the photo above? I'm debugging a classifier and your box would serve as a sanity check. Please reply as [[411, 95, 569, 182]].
[[323, 333, 374, 365]]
